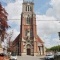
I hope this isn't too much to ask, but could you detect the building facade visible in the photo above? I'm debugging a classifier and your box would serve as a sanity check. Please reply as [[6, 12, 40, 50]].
[[12, 0, 45, 56]]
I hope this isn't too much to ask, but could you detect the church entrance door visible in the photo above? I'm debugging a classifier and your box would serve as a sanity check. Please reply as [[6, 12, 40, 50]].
[[27, 49, 31, 55]]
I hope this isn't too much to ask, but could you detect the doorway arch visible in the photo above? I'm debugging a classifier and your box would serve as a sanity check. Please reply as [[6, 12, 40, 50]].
[[27, 44, 31, 55]]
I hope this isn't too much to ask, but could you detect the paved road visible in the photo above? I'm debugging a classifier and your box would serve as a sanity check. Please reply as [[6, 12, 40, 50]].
[[17, 56, 43, 60]]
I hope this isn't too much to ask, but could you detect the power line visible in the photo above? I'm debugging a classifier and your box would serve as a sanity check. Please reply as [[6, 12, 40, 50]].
[[7, 19, 60, 21]]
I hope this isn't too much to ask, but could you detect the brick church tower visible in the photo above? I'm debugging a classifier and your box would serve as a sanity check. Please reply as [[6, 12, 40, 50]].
[[12, 0, 45, 56]]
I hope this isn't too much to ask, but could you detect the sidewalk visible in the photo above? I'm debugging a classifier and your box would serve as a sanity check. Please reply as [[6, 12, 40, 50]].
[[37, 55, 45, 59]]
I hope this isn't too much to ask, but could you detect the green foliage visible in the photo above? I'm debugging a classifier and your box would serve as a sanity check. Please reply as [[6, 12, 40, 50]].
[[46, 45, 60, 52]]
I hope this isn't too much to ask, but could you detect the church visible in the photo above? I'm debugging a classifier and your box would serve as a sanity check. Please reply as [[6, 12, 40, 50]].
[[11, 0, 45, 56]]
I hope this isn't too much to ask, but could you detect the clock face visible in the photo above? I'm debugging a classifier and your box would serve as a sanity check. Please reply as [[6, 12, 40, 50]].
[[24, 0, 33, 2]]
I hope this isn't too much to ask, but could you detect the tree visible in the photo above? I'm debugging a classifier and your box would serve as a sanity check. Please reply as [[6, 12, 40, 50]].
[[1, 30, 13, 55], [0, 3, 9, 41], [46, 45, 60, 52]]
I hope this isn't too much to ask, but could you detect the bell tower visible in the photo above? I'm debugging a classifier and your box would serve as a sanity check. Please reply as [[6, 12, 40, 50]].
[[19, 0, 39, 56]]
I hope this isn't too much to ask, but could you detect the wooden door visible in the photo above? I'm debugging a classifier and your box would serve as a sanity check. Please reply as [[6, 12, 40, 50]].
[[27, 49, 31, 55]]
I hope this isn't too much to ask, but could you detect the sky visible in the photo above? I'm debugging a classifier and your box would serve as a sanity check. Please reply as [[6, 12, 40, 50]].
[[0, 0, 60, 48]]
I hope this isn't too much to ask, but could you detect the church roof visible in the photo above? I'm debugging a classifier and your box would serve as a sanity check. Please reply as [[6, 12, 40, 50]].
[[37, 35, 44, 43], [8, 34, 20, 51], [12, 34, 20, 46]]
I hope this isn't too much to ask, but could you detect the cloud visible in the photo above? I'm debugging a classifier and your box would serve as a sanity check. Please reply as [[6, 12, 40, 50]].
[[36, 15, 60, 35], [7, 20, 20, 31], [0, 0, 15, 3], [36, 15, 56, 20], [5, 0, 22, 19], [46, 0, 60, 19]]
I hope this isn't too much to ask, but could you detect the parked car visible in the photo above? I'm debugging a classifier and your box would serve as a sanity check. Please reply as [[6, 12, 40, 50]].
[[10, 55, 17, 60], [45, 54, 54, 60], [54, 52, 60, 60], [10, 52, 17, 60], [55, 52, 60, 56]]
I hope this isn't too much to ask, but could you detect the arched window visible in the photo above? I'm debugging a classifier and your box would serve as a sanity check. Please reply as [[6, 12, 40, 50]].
[[30, 6, 32, 11], [25, 29, 30, 36], [28, 6, 29, 11], [30, 29, 33, 37], [26, 5, 32, 11], [26, 6, 27, 11], [25, 29, 28, 36], [26, 6, 30, 11], [26, 17, 30, 24]]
